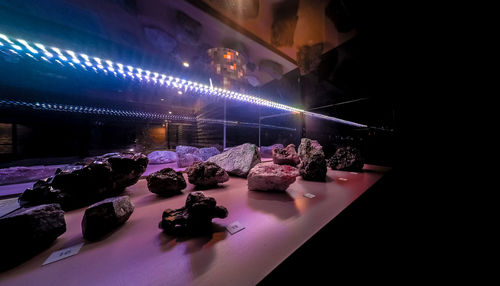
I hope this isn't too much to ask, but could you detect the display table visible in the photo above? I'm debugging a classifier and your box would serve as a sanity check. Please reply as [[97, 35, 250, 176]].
[[0, 164, 390, 286]]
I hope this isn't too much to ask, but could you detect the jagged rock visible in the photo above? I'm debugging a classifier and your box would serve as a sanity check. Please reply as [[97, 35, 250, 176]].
[[158, 192, 228, 236], [259, 59, 284, 80], [199, 147, 221, 161], [260, 143, 284, 157], [147, 151, 178, 164], [0, 204, 66, 271], [298, 138, 327, 181], [327, 146, 364, 171], [175, 11, 202, 46], [144, 27, 177, 53], [248, 162, 299, 192], [146, 168, 186, 196], [186, 161, 229, 188], [176, 145, 202, 168], [81, 196, 134, 241], [298, 138, 323, 160], [272, 144, 300, 166], [18, 152, 148, 211], [207, 143, 261, 177]]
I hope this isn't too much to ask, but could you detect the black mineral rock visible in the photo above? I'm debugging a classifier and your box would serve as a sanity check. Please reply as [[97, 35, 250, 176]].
[[82, 196, 134, 241], [0, 204, 66, 271], [185, 161, 229, 188], [18, 152, 148, 211], [327, 146, 364, 171], [298, 138, 327, 181], [159, 192, 228, 236], [147, 168, 186, 196]]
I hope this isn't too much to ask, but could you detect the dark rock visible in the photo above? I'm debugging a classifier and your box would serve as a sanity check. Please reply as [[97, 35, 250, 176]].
[[176, 145, 202, 168], [175, 11, 202, 46], [271, 0, 299, 46], [327, 146, 364, 171], [147, 151, 178, 164], [146, 168, 186, 196], [186, 161, 229, 188], [207, 143, 261, 177], [272, 144, 300, 166], [0, 204, 66, 271], [199, 147, 220, 161], [260, 143, 284, 157], [158, 192, 228, 236], [248, 162, 299, 192], [18, 152, 148, 211], [82, 196, 134, 241], [298, 138, 327, 181]]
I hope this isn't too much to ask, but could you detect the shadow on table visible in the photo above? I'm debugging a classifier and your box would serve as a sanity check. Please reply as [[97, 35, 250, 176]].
[[247, 190, 300, 220]]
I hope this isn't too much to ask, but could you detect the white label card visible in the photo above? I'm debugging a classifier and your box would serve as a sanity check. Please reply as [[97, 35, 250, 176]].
[[303, 193, 316, 199], [42, 243, 84, 266], [226, 221, 245, 235], [337, 177, 349, 181]]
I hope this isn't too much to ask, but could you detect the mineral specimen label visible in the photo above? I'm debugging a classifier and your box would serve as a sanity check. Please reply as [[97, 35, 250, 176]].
[[226, 221, 245, 235], [303, 193, 316, 199], [42, 243, 84, 266]]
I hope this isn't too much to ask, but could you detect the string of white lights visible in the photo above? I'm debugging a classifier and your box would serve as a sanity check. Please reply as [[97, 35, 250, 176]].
[[0, 31, 367, 128]]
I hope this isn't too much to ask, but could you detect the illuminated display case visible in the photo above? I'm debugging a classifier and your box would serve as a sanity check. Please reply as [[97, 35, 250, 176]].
[[0, 0, 396, 284]]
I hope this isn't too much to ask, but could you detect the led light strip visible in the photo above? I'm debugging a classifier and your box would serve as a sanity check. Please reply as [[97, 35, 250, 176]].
[[0, 32, 367, 128], [0, 99, 296, 131]]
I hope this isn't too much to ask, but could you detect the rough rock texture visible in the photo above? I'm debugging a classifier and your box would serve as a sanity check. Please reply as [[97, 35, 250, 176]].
[[18, 152, 148, 210], [146, 168, 186, 196], [248, 162, 299, 192], [147, 151, 178, 164], [207, 143, 261, 177], [0, 204, 66, 270], [199, 147, 221, 161], [176, 145, 202, 168], [158, 192, 228, 236], [175, 11, 202, 46], [211, 0, 260, 18], [259, 59, 284, 80], [298, 138, 327, 181], [260, 143, 284, 157], [327, 146, 364, 171], [186, 161, 229, 188], [298, 138, 323, 159], [272, 144, 300, 166], [81, 196, 134, 241]]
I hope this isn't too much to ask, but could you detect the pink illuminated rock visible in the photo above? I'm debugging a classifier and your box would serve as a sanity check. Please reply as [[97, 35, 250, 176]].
[[247, 162, 299, 192], [272, 144, 300, 166]]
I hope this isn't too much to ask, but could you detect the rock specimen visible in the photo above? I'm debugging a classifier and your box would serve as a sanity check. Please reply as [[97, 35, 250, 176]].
[[207, 143, 261, 177], [199, 147, 221, 161], [18, 152, 148, 211], [272, 144, 300, 166], [81, 196, 134, 241], [147, 151, 178, 164], [159, 192, 228, 236], [248, 162, 299, 192], [298, 138, 327, 181], [327, 146, 364, 171], [0, 164, 67, 186], [0, 204, 66, 270], [186, 161, 229, 188], [297, 43, 324, 76], [271, 0, 299, 46], [260, 143, 284, 157], [176, 145, 202, 168], [146, 168, 186, 196]]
